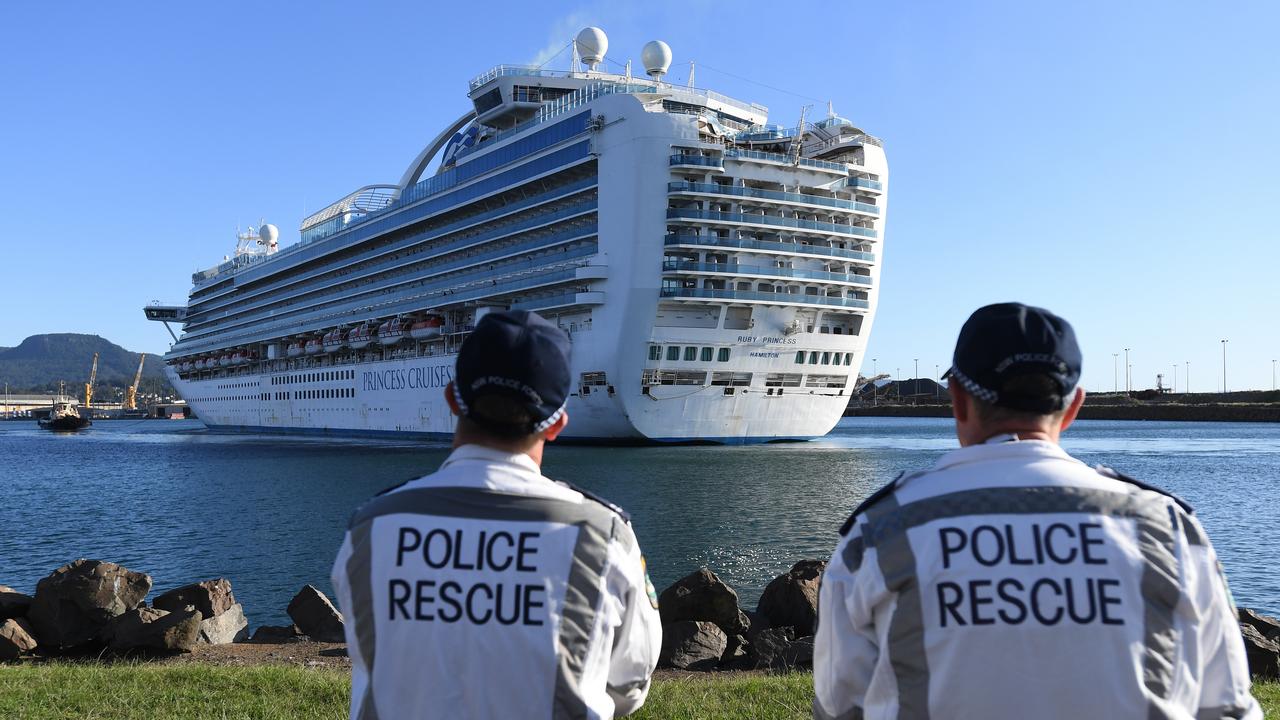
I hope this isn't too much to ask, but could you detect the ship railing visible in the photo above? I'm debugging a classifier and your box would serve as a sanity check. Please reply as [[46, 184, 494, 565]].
[[844, 176, 885, 191], [664, 234, 876, 263], [666, 209, 878, 239], [668, 181, 879, 215], [660, 287, 870, 310], [669, 154, 724, 168], [662, 261, 873, 286], [724, 148, 850, 173], [185, 242, 600, 343], [174, 263, 597, 356], [187, 204, 599, 323]]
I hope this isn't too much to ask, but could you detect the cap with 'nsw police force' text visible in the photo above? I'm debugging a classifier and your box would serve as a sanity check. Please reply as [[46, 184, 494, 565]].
[[453, 310, 571, 434], [944, 302, 1082, 413]]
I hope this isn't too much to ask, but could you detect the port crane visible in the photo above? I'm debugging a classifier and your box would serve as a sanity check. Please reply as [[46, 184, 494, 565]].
[[83, 352, 99, 408], [123, 355, 145, 411]]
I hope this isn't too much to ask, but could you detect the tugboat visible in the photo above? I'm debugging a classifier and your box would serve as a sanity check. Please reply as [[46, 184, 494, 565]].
[[39, 400, 91, 431]]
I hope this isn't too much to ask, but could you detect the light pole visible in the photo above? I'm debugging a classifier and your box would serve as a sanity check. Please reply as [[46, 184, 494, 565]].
[[1124, 348, 1131, 393], [1273, 359, 1276, 391], [1172, 364, 1178, 393], [1112, 353, 1118, 393], [935, 364, 940, 399], [1221, 339, 1228, 393], [872, 358, 878, 406], [913, 358, 919, 397], [1186, 361, 1190, 394]]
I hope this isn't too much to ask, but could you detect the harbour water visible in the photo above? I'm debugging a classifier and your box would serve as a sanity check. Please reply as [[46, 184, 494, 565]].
[[1, 417, 1276, 624]]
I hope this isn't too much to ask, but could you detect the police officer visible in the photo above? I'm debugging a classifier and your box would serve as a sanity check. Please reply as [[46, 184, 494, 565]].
[[331, 310, 661, 719], [814, 303, 1260, 720]]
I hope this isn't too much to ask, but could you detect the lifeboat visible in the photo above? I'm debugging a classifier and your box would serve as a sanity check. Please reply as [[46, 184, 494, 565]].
[[193, 358, 206, 370], [378, 318, 406, 346], [286, 341, 304, 358], [180, 361, 193, 372], [231, 351, 247, 365], [348, 323, 376, 350], [218, 354, 232, 367], [304, 338, 323, 355], [409, 315, 445, 339], [322, 328, 347, 352]]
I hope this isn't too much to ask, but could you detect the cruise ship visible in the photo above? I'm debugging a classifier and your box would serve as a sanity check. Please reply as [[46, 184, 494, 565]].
[[145, 29, 889, 443]]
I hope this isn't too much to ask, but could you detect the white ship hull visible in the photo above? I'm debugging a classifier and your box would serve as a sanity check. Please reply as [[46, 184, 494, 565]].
[[168, 338, 858, 443]]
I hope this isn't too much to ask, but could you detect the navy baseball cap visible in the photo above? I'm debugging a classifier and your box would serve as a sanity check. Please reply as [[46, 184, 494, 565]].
[[944, 302, 1082, 412], [453, 310, 571, 434]]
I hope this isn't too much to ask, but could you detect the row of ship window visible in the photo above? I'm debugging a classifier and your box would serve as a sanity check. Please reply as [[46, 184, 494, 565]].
[[797, 351, 855, 366], [640, 370, 849, 389], [272, 370, 356, 385], [648, 345, 733, 363], [269, 388, 356, 401]]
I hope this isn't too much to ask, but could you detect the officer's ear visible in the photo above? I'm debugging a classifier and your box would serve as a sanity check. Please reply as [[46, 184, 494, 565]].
[[948, 382, 971, 424], [444, 382, 462, 417], [1058, 386, 1086, 433], [542, 410, 569, 442]]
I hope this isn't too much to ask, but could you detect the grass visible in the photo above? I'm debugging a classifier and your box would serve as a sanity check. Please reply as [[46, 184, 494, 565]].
[[0, 664, 1275, 719]]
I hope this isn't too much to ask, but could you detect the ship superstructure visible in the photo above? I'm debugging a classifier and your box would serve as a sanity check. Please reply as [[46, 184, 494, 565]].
[[145, 29, 889, 442]]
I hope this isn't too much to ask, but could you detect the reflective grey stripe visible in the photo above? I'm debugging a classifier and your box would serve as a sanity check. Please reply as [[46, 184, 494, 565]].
[[813, 697, 864, 720], [553, 517, 615, 720], [841, 535, 865, 572], [858, 485, 1183, 716], [866, 494, 931, 720], [349, 486, 620, 720], [350, 486, 619, 529], [346, 523, 380, 720], [1180, 514, 1206, 546], [1197, 703, 1253, 719], [1139, 506, 1180, 701]]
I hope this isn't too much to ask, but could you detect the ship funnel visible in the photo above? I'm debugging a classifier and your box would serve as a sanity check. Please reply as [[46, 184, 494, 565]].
[[575, 27, 608, 71], [641, 40, 672, 81]]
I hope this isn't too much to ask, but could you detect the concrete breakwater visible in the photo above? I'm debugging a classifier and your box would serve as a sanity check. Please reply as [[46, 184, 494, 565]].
[[847, 403, 1280, 422], [4, 558, 1279, 682]]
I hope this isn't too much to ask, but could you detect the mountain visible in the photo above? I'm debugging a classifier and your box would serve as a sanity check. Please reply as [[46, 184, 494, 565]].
[[0, 334, 169, 393]]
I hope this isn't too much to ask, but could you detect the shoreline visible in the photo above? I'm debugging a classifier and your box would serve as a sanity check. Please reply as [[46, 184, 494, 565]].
[[847, 402, 1280, 423]]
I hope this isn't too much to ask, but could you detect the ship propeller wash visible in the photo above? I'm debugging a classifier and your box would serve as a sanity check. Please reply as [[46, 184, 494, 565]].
[[145, 28, 889, 442]]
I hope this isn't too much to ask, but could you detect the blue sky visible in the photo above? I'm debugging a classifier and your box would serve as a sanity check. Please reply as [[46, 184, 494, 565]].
[[1, 1, 1276, 392]]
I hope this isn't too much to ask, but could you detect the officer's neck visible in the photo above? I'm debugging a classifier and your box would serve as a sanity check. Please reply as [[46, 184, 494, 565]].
[[452, 429, 546, 467]]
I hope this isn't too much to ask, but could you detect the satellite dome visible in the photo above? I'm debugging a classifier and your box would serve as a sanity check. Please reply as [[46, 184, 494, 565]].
[[641, 40, 672, 80], [575, 27, 608, 68], [260, 223, 279, 246]]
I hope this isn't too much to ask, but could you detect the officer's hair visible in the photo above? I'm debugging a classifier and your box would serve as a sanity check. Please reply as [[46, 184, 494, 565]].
[[463, 394, 540, 442], [971, 374, 1069, 424]]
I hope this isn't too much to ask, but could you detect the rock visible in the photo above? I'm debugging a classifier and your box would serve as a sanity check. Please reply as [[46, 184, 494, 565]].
[[0, 585, 32, 621], [106, 606, 202, 653], [249, 624, 305, 643], [154, 579, 237, 619], [659, 621, 727, 671], [27, 559, 152, 651], [1239, 608, 1280, 643], [0, 618, 38, 659], [743, 608, 773, 643], [198, 602, 249, 645], [751, 626, 797, 670], [757, 559, 826, 636], [782, 635, 815, 670], [287, 585, 345, 642], [658, 568, 749, 635], [1240, 623, 1280, 680]]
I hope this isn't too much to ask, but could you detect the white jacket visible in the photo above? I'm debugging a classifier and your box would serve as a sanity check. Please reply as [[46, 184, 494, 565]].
[[332, 444, 661, 720], [814, 436, 1260, 720]]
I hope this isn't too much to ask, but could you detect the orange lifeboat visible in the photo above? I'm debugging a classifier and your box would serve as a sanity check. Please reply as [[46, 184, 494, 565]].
[[378, 318, 406, 346], [323, 328, 347, 351], [409, 315, 445, 339], [348, 323, 376, 350]]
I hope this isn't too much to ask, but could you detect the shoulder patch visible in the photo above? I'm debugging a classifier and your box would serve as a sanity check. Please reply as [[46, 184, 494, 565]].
[[1094, 465, 1194, 514], [554, 479, 631, 522], [838, 472, 911, 536]]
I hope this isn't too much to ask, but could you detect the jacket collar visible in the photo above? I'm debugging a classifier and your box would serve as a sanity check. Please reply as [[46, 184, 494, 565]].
[[930, 436, 1081, 473], [441, 443, 543, 476]]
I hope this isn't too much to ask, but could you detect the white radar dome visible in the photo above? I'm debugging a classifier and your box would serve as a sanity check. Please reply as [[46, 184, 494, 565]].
[[641, 40, 672, 80], [260, 223, 279, 245], [575, 27, 608, 68]]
